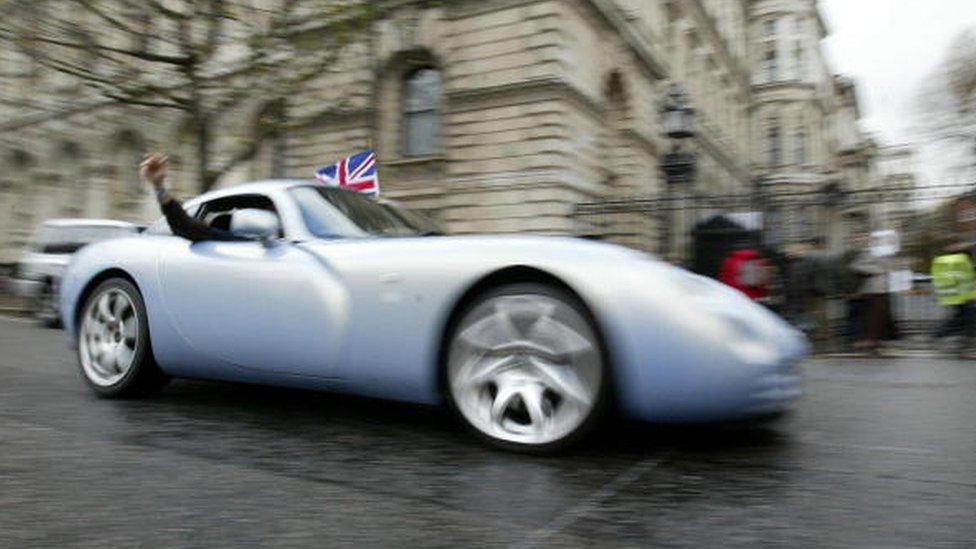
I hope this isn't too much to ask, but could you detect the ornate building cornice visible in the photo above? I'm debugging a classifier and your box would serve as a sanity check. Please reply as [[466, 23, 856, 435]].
[[575, 0, 668, 81]]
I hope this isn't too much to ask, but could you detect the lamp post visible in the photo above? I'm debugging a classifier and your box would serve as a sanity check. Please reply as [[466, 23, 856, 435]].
[[659, 85, 697, 259]]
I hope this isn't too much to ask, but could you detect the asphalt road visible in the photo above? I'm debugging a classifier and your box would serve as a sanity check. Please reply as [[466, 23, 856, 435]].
[[1, 317, 974, 548]]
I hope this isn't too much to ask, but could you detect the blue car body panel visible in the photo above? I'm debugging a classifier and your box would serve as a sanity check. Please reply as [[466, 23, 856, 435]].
[[60, 181, 806, 422]]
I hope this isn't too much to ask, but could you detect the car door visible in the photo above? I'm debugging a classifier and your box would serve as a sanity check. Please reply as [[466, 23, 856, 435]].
[[156, 193, 347, 378]]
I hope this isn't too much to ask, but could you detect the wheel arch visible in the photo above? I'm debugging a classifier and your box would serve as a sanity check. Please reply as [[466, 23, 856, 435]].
[[73, 268, 141, 333], [435, 265, 615, 406]]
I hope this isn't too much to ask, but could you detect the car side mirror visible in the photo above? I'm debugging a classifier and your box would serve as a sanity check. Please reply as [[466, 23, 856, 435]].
[[229, 209, 280, 242]]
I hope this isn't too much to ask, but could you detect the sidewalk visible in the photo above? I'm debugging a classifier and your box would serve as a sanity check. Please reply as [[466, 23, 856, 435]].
[[814, 336, 976, 359]]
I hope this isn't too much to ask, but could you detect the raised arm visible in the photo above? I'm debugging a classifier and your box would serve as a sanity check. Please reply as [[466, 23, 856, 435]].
[[140, 153, 244, 242]]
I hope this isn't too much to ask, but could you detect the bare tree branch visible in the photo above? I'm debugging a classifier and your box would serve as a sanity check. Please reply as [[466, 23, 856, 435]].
[[29, 35, 193, 65], [0, 0, 390, 192], [102, 94, 187, 110], [69, 0, 143, 36]]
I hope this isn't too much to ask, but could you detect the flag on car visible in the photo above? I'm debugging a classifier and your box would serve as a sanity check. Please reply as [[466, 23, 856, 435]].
[[314, 150, 379, 196]]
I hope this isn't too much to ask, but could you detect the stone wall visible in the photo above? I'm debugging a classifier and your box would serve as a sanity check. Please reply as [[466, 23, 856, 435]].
[[1, 0, 859, 264]]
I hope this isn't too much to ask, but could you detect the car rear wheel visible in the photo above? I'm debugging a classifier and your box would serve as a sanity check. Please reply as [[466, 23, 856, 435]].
[[77, 278, 168, 398], [446, 283, 607, 453]]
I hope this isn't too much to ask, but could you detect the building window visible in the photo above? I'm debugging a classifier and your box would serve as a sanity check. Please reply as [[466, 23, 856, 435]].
[[766, 124, 781, 166], [763, 19, 777, 38], [793, 43, 804, 79], [794, 129, 807, 165], [762, 48, 778, 82], [403, 68, 441, 157]]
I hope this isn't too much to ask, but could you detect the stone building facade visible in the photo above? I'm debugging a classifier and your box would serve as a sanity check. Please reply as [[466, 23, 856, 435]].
[[875, 144, 920, 231], [748, 0, 839, 246], [832, 75, 876, 242], [0, 0, 887, 265]]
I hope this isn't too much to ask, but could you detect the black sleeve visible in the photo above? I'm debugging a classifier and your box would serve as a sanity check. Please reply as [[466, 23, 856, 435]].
[[160, 195, 246, 243]]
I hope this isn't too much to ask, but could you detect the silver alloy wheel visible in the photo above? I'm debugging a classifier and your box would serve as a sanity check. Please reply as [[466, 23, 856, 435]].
[[448, 292, 602, 446], [79, 288, 139, 387]]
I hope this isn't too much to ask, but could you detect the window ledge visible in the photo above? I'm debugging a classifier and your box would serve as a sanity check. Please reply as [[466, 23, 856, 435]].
[[753, 80, 815, 90], [384, 155, 448, 167]]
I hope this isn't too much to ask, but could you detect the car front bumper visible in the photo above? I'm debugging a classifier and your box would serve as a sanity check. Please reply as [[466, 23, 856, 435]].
[[741, 357, 804, 416], [607, 309, 807, 424]]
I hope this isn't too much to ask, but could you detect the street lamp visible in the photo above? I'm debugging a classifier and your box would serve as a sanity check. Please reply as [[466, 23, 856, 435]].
[[660, 85, 697, 258], [663, 85, 696, 140]]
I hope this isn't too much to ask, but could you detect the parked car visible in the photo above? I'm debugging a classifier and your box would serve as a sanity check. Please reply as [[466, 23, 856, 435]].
[[13, 219, 141, 326], [59, 181, 807, 452]]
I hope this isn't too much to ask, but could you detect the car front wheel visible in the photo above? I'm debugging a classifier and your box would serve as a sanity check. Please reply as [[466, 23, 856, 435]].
[[446, 283, 608, 453], [77, 278, 168, 397]]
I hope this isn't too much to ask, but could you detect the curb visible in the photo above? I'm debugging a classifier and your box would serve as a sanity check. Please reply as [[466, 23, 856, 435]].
[[814, 350, 970, 359]]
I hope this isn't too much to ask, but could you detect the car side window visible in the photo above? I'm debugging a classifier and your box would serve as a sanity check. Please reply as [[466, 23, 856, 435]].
[[196, 194, 284, 238]]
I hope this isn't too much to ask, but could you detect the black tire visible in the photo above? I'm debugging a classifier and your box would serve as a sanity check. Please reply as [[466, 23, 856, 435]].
[[444, 283, 610, 454], [76, 278, 169, 398]]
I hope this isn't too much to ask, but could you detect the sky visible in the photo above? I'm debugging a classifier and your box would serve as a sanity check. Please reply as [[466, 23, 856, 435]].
[[820, 0, 976, 187]]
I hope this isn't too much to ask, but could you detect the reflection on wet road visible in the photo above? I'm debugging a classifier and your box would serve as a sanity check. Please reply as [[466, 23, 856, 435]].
[[1, 317, 973, 547]]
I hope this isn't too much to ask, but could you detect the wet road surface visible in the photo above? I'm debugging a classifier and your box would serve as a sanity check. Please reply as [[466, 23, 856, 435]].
[[1, 317, 974, 547]]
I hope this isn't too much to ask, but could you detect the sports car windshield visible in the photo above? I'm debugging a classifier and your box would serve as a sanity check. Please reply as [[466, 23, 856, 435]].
[[290, 186, 431, 238]]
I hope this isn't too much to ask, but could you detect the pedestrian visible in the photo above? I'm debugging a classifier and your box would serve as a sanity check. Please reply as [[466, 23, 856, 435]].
[[780, 243, 812, 330], [931, 244, 976, 354], [837, 233, 869, 350], [718, 247, 771, 302], [851, 236, 892, 356], [803, 237, 835, 352]]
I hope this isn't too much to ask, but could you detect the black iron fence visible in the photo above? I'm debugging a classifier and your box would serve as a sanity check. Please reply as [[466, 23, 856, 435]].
[[575, 183, 976, 216]]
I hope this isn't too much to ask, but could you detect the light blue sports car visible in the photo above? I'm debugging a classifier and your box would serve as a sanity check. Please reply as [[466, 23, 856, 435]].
[[60, 181, 806, 452]]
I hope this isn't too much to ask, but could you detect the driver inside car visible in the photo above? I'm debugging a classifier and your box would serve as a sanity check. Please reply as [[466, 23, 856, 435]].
[[140, 153, 248, 243]]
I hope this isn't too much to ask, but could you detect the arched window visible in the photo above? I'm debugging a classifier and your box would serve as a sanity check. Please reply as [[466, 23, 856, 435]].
[[403, 68, 441, 157]]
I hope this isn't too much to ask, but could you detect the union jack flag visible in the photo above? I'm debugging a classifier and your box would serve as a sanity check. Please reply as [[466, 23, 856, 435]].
[[314, 150, 379, 196]]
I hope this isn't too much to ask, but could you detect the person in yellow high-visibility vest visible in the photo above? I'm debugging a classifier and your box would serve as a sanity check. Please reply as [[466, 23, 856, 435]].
[[931, 249, 976, 350]]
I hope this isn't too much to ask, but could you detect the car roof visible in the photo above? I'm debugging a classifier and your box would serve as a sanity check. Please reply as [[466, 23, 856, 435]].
[[188, 179, 369, 205], [195, 180, 313, 200], [42, 219, 139, 229]]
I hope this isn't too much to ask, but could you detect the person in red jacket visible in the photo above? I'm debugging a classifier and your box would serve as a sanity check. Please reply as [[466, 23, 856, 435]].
[[719, 248, 771, 301]]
